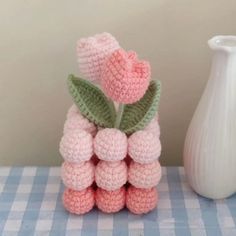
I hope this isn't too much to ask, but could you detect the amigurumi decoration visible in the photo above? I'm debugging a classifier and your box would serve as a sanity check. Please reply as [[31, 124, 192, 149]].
[[60, 32, 162, 215]]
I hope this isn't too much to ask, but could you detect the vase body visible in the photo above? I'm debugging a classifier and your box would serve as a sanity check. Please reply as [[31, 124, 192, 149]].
[[184, 36, 236, 199]]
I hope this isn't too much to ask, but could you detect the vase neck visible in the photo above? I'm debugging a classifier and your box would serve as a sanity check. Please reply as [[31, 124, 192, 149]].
[[209, 36, 236, 81]]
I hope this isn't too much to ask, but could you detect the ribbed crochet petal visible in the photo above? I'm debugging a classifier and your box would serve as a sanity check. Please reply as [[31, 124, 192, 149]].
[[77, 32, 120, 81], [101, 48, 150, 104]]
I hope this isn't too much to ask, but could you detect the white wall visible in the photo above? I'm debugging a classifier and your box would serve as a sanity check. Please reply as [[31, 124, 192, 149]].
[[1, 0, 236, 165]]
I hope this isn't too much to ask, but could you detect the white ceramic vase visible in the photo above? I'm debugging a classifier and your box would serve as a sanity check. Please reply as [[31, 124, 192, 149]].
[[184, 35, 236, 199]]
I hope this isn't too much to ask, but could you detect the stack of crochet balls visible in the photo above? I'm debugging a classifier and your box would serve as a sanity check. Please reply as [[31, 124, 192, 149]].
[[60, 33, 162, 215]]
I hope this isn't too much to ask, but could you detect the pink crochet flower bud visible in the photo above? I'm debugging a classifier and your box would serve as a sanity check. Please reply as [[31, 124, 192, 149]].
[[59, 129, 93, 163], [63, 187, 95, 214], [126, 186, 158, 214], [128, 160, 162, 188], [63, 113, 97, 136], [128, 130, 161, 164], [94, 128, 127, 161], [96, 187, 126, 213], [95, 161, 127, 191], [144, 118, 160, 138], [77, 32, 120, 81], [61, 161, 94, 191], [101, 48, 151, 104]]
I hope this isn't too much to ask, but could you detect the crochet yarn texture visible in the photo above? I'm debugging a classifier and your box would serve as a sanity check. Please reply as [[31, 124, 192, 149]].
[[94, 128, 127, 161], [63, 112, 97, 136], [63, 187, 95, 215], [59, 129, 93, 163], [101, 49, 150, 104], [96, 187, 126, 213], [126, 186, 158, 214], [95, 160, 127, 191], [119, 80, 161, 134], [144, 117, 160, 137], [77, 32, 120, 81], [60, 32, 162, 215], [61, 161, 94, 191], [128, 130, 161, 164], [67, 75, 116, 128], [128, 160, 162, 188]]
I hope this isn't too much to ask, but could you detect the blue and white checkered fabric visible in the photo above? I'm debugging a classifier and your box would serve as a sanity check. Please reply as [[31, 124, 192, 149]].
[[0, 167, 235, 236]]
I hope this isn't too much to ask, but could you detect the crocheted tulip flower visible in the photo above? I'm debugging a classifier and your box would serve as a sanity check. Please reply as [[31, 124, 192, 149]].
[[128, 130, 161, 164], [94, 128, 127, 161], [59, 129, 93, 163], [128, 160, 162, 188], [96, 187, 126, 213], [101, 48, 151, 104], [61, 161, 94, 191], [77, 32, 120, 81], [95, 161, 127, 191], [126, 186, 158, 214], [63, 187, 95, 214]]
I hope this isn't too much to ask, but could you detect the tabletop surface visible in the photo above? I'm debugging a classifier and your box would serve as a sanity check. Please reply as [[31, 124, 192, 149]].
[[0, 167, 235, 236]]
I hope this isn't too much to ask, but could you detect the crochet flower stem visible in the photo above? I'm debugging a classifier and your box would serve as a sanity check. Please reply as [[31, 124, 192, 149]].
[[114, 103, 125, 128]]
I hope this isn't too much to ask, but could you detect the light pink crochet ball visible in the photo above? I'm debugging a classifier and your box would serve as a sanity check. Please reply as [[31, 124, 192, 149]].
[[63, 113, 97, 136], [94, 128, 127, 161], [59, 129, 93, 163], [101, 48, 150, 104], [95, 161, 127, 191], [96, 187, 126, 213], [128, 130, 161, 164], [66, 104, 79, 119], [61, 161, 94, 191], [126, 186, 158, 214], [77, 32, 120, 81], [128, 160, 162, 188], [144, 118, 160, 138], [63, 187, 95, 215]]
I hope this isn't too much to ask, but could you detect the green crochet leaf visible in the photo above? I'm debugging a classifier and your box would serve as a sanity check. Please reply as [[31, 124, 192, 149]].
[[67, 75, 116, 128], [119, 80, 161, 134]]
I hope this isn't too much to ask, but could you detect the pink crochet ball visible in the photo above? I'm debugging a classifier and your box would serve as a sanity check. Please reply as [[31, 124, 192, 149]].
[[77, 32, 120, 81], [94, 128, 127, 161], [128, 130, 161, 164], [59, 129, 93, 163], [63, 113, 97, 136], [95, 160, 127, 191], [144, 118, 160, 138], [66, 104, 79, 119], [101, 48, 151, 104], [63, 187, 95, 215], [128, 160, 162, 188], [61, 161, 95, 191], [96, 187, 126, 213], [126, 186, 158, 214]]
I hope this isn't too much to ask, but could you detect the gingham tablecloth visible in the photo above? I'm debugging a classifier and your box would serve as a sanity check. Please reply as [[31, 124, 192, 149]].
[[0, 167, 235, 236]]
